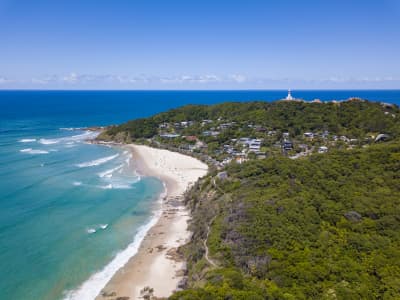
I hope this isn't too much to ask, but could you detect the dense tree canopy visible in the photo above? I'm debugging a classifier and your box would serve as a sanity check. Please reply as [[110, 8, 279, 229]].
[[98, 100, 400, 143], [174, 142, 400, 299]]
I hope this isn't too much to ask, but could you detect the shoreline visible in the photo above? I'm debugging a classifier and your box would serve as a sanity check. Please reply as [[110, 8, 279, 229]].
[[96, 144, 208, 299]]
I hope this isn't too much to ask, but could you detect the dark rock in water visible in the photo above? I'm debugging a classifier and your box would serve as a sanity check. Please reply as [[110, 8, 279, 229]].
[[116, 297, 130, 300], [344, 211, 362, 222]]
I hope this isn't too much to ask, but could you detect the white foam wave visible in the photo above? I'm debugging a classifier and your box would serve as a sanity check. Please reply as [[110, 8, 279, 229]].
[[97, 164, 124, 178], [97, 183, 132, 190], [76, 154, 119, 168], [65, 144, 77, 148], [20, 148, 49, 154], [125, 153, 132, 166], [39, 138, 59, 145], [110, 183, 131, 189], [99, 184, 113, 189], [60, 127, 81, 131], [38, 131, 98, 145], [62, 188, 165, 300], [19, 138, 36, 143], [73, 181, 82, 186]]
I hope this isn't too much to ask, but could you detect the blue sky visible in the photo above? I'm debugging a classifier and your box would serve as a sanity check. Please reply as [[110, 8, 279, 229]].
[[0, 0, 399, 89]]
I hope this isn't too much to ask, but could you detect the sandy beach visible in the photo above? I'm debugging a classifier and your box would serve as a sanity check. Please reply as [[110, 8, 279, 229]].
[[96, 144, 208, 300]]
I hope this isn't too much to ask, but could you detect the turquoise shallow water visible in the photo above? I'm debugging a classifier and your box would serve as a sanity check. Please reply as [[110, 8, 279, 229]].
[[0, 90, 399, 300], [0, 121, 164, 300]]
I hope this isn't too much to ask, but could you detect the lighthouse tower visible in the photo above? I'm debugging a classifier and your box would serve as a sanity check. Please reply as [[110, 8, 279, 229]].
[[285, 89, 294, 100]]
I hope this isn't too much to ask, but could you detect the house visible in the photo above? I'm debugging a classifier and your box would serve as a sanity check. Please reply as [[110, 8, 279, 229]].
[[234, 154, 247, 164], [249, 140, 262, 152], [298, 144, 308, 150], [304, 132, 314, 139], [238, 137, 251, 144], [223, 145, 234, 154], [255, 126, 266, 132], [219, 122, 235, 130], [185, 136, 198, 142], [318, 146, 328, 153], [217, 171, 228, 180], [283, 132, 290, 138], [375, 133, 390, 142], [202, 131, 220, 137], [282, 141, 293, 151], [195, 140, 206, 149], [160, 133, 180, 138], [321, 131, 329, 139]]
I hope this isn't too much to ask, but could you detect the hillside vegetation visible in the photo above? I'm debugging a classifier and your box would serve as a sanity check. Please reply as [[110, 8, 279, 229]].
[[98, 100, 400, 143], [173, 142, 400, 299]]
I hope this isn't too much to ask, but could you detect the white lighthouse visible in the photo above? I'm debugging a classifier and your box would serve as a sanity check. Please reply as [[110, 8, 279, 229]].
[[285, 89, 294, 100]]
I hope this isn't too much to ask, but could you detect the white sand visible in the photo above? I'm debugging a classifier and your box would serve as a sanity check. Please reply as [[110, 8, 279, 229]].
[[96, 144, 208, 300]]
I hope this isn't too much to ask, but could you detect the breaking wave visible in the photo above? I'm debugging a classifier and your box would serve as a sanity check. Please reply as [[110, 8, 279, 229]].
[[97, 165, 124, 178], [76, 154, 119, 168], [20, 148, 49, 154], [19, 138, 36, 143], [39, 131, 98, 145]]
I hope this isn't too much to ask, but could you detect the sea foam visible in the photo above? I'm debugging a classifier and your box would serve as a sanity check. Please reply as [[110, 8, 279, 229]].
[[20, 148, 49, 154], [39, 131, 98, 145], [39, 138, 59, 145], [97, 164, 124, 178], [99, 224, 108, 230], [76, 154, 119, 168], [62, 187, 166, 300], [18, 138, 36, 143]]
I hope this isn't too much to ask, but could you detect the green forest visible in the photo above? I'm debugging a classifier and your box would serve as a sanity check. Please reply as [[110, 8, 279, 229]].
[[98, 99, 400, 143], [173, 142, 400, 299]]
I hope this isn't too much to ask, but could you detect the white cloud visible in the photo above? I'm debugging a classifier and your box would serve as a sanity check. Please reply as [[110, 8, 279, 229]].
[[0, 76, 13, 84], [1, 73, 399, 89], [229, 74, 247, 83], [62, 72, 78, 83]]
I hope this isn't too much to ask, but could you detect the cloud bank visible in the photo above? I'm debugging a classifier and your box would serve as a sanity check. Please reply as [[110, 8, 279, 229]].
[[0, 73, 399, 89]]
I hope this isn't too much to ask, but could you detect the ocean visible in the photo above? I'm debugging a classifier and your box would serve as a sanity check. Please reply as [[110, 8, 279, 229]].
[[0, 90, 399, 300]]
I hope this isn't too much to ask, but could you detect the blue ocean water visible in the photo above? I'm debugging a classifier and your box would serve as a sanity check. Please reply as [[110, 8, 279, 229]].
[[0, 90, 399, 300]]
